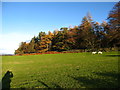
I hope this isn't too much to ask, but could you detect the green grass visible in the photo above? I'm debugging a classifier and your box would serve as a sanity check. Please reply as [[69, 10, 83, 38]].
[[2, 52, 120, 88]]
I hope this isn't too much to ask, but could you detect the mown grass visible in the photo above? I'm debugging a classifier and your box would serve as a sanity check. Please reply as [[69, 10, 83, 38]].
[[2, 52, 120, 88]]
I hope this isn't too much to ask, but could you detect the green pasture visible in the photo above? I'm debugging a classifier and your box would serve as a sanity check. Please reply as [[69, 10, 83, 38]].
[[2, 52, 120, 88]]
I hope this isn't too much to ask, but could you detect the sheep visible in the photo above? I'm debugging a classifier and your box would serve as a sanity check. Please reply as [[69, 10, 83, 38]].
[[98, 51, 102, 54], [92, 51, 97, 54]]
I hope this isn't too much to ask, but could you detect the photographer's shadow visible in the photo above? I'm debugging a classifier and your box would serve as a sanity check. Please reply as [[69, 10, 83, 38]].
[[2, 71, 13, 89]]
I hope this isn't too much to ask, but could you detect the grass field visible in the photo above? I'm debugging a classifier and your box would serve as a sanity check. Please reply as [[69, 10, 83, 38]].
[[2, 52, 120, 88]]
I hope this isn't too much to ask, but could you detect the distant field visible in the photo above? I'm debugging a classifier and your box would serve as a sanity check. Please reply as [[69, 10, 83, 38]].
[[2, 52, 120, 88]]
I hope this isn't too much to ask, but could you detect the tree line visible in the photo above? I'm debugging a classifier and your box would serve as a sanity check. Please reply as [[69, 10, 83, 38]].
[[15, 2, 120, 54]]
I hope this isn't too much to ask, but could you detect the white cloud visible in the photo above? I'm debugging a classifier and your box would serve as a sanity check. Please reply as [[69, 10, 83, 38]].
[[0, 33, 34, 54]]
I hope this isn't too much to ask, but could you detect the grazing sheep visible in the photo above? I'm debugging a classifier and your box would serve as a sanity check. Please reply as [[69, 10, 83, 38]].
[[92, 51, 97, 54], [98, 51, 102, 54]]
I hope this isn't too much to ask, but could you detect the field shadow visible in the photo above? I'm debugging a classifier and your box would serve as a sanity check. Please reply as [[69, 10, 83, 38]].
[[1, 71, 13, 89], [93, 71, 120, 79], [37, 80, 62, 88], [37, 80, 51, 88], [105, 55, 120, 57], [69, 71, 119, 88]]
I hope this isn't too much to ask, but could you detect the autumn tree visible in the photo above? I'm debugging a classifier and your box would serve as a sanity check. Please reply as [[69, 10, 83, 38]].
[[15, 2, 120, 54], [15, 42, 28, 54], [66, 26, 78, 49], [100, 21, 110, 50], [107, 1, 120, 50], [51, 27, 71, 51], [27, 36, 37, 53], [77, 16, 96, 51]]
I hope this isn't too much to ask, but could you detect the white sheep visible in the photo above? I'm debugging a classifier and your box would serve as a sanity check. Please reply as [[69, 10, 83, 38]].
[[98, 51, 102, 54], [92, 51, 97, 54]]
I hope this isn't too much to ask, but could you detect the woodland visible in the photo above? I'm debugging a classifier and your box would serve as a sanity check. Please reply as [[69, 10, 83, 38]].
[[15, 2, 120, 54]]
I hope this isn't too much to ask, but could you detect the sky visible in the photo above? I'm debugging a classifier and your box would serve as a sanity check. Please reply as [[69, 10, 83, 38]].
[[1, 2, 117, 54], [2, 0, 119, 2]]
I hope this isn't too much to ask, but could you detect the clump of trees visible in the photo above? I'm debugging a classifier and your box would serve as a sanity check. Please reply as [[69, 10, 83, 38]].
[[15, 1, 120, 54]]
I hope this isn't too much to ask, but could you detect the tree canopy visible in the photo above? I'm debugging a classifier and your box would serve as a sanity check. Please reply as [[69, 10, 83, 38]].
[[15, 2, 120, 54]]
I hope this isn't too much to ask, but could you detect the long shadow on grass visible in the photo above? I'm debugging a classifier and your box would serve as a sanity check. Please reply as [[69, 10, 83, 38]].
[[69, 71, 119, 88], [37, 80, 51, 88], [37, 80, 62, 88], [93, 71, 120, 79], [1, 71, 13, 89], [105, 55, 120, 57]]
